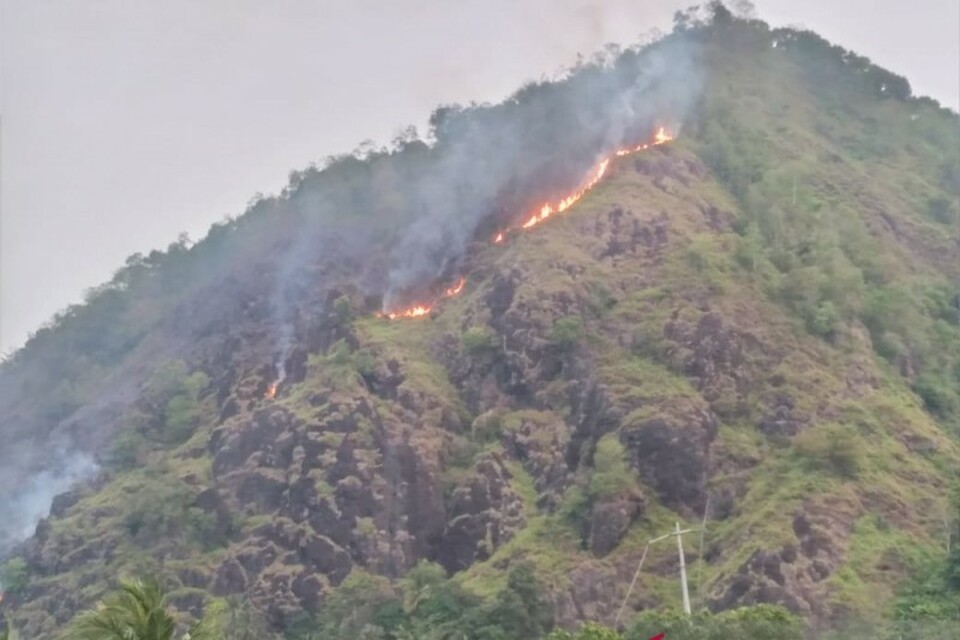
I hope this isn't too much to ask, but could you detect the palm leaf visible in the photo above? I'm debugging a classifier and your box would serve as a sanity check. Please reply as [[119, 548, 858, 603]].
[[62, 577, 175, 640]]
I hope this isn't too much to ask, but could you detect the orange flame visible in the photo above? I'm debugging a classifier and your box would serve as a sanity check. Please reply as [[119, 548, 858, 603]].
[[521, 159, 610, 231], [383, 127, 673, 319], [385, 305, 431, 320], [383, 276, 466, 319], [614, 126, 673, 157], [265, 382, 278, 399], [654, 126, 673, 145], [445, 277, 466, 297]]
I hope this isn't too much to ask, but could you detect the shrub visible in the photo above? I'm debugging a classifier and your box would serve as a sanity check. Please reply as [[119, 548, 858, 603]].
[[551, 316, 584, 351], [810, 300, 840, 338], [333, 295, 355, 324], [107, 428, 150, 470], [625, 605, 803, 640], [141, 361, 210, 444], [548, 623, 622, 639], [462, 326, 495, 354], [353, 348, 377, 376], [793, 423, 863, 478], [912, 372, 959, 418], [0, 557, 29, 595], [588, 436, 635, 500], [715, 603, 804, 639]]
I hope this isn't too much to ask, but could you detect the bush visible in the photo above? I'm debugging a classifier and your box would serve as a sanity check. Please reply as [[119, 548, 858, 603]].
[[626, 605, 803, 640], [551, 316, 584, 350], [0, 557, 28, 595], [548, 623, 622, 640], [793, 423, 863, 478], [810, 300, 841, 338], [107, 428, 150, 470], [714, 603, 804, 639], [462, 326, 495, 354], [141, 361, 210, 444], [912, 372, 959, 418], [588, 436, 635, 500], [315, 570, 400, 639], [333, 295, 355, 324], [192, 596, 279, 640], [353, 348, 377, 376]]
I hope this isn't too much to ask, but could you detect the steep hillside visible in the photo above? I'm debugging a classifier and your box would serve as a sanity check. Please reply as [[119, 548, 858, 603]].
[[2, 6, 959, 639]]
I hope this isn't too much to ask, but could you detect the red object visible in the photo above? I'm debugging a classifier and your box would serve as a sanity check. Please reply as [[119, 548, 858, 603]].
[[648, 634, 665, 640]]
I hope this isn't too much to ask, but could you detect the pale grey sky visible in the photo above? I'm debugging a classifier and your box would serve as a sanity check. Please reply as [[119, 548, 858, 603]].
[[1, 0, 958, 354]]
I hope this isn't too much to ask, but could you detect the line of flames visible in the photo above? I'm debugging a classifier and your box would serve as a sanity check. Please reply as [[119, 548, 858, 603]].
[[383, 126, 674, 320], [266, 127, 673, 397]]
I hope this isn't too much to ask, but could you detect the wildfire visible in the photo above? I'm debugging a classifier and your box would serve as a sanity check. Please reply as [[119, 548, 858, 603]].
[[614, 126, 674, 157], [383, 126, 673, 319], [265, 382, 278, 399], [445, 277, 466, 297], [385, 305, 431, 320], [520, 158, 610, 231], [381, 276, 466, 319]]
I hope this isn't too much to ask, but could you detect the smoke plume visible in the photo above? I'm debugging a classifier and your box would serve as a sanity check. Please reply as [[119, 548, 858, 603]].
[[269, 32, 703, 317], [382, 35, 702, 306], [0, 441, 98, 556]]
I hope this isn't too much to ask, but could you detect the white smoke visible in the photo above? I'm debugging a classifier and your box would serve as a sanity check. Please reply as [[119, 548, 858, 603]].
[[0, 448, 99, 554]]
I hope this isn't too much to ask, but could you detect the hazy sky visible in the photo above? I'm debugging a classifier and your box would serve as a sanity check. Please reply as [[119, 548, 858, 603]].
[[1, 0, 958, 354]]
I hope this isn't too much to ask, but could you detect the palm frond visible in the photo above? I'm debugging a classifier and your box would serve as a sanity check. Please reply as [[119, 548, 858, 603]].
[[62, 577, 175, 640]]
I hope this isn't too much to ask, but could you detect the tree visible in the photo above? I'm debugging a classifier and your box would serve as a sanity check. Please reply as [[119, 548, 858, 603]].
[[315, 570, 400, 639], [548, 622, 622, 639], [187, 597, 276, 640], [399, 561, 448, 615], [0, 558, 28, 596], [64, 578, 175, 640]]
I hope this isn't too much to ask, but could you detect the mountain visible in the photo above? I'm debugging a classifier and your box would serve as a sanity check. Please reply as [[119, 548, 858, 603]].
[[1, 4, 959, 639]]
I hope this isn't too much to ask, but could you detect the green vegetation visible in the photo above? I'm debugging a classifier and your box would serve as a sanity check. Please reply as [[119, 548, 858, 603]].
[[624, 605, 803, 640], [461, 326, 495, 355], [550, 317, 584, 351], [288, 561, 552, 640], [65, 575, 809, 640], [63, 578, 175, 640], [106, 361, 211, 470], [588, 436, 635, 500], [793, 423, 863, 478], [0, 558, 28, 596], [187, 597, 277, 640], [547, 605, 805, 640]]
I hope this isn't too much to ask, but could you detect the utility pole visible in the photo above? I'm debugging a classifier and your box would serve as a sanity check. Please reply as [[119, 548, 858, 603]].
[[675, 522, 691, 615], [615, 523, 699, 626]]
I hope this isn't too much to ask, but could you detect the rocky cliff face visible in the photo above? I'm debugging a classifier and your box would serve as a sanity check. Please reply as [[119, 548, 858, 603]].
[[2, 15, 958, 639]]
